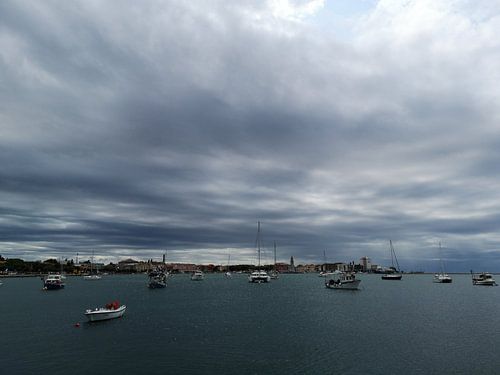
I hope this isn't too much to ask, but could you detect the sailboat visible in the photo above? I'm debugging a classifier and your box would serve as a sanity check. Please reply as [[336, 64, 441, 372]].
[[433, 242, 452, 283], [319, 250, 334, 277], [381, 240, 402, 280], [269, 241, 279, 279], [224, 253, 232, 278], [84, 251, 101, 280], [248, 221, 271, 283], [148, 252, 168, 288]]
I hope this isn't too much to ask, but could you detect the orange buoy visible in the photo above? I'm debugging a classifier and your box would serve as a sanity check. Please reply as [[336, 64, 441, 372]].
[[74, 322, 80, 328]]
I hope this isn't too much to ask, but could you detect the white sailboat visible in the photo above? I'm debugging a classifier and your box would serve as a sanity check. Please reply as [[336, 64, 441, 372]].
[[269, 241, 279, 279], [381, 240, 402, 280], [248, 221, 271, 283], [84, 251, 101, 280], [224, 253, 232, 278], [319, 250, 334, 277], [433, 242, 452, 283]]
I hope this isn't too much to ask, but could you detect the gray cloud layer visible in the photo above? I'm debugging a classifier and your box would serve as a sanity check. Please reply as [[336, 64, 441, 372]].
[[1, 0, 500, 271]]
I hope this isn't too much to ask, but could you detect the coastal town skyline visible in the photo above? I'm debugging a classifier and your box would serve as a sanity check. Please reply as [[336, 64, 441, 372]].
[[2, 0, 500, 272]]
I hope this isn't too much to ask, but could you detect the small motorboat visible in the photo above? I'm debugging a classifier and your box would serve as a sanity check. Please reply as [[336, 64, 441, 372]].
[[83, 274, 102, 280], [43, 273, 65, 290], [325, 272, 361, 290], [471, 272, 496, 286], [191, 270, 204, 281], [85, 301, 126, 322]]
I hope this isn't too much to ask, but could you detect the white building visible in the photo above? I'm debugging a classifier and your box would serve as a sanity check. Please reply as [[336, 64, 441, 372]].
[[359, 256, 372, 272]]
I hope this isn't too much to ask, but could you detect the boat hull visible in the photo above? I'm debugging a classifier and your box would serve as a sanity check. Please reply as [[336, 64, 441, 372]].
[[148, 281, 167, 288], [248, 270, 271, 283], [83, 275, 102, 280], [325, 279, 361, 290], [248, 276, 271, 283], [433, 277, 452, 283], [85, 305, 126, 322], [473, 280, 496, 286], [44, 282, 65, 290], [381, 274, 402, 280]]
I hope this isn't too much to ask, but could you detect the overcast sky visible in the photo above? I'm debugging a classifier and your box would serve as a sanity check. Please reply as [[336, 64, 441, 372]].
[[1, 0, 500, 271]]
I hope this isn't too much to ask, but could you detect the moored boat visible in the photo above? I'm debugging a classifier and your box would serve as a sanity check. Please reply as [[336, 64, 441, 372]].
[[381, 273, 403, 280], [471, 272, 496, 286], [269, 241, 279, 280], [381, 240, 402, 281], [148, 270, 167, 288], [248, 221, 270, 284], [319, 271, 333, 277], [433, 242, 452, 283], [43, 273, 65, 290], [433, 273, 452, 283], [248, 270, 271, 283], [85, 301, 126, 322], [191, 270, 204, 281], [83, 251, 101, 280], [325, 272, 361, 290], [83, 274, 102, 280]]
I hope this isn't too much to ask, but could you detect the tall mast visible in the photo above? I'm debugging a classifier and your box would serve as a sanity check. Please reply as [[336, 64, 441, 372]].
[[257, 221, 261, 268], [274, 241, 277, 265], [390, 240, 400, 272], [439, 242, 445, 274]]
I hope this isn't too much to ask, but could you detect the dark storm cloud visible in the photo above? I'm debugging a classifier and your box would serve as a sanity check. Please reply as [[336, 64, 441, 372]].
[[1, 0, 500, 271]]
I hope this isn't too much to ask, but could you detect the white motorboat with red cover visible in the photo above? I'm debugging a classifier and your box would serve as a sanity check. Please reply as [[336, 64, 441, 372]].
[[85, 301, 126, 322]]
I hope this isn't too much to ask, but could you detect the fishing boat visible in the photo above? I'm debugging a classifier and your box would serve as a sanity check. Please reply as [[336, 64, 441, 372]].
[[43, 273, 65, 290], [85, 301, 126, 322], [148, 270, 167, 288], [471, 271, 496, 286], [248, 221, 271, 283], [381, 240, 402, 280], [83, 251, 101, 280], [325, 272, 361, 290], [191, 270, 204, 281], [433, 242, 452, 283]]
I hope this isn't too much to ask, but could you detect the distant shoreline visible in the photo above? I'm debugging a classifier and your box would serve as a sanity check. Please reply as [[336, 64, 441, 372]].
[[0, 271, 493, 278]]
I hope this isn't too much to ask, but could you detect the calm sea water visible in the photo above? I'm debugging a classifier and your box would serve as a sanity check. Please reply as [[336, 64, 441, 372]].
[[2, 273, 500, 374]]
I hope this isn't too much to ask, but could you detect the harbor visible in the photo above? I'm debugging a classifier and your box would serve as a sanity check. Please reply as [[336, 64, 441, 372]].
[[2, 273, 500, 374]]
